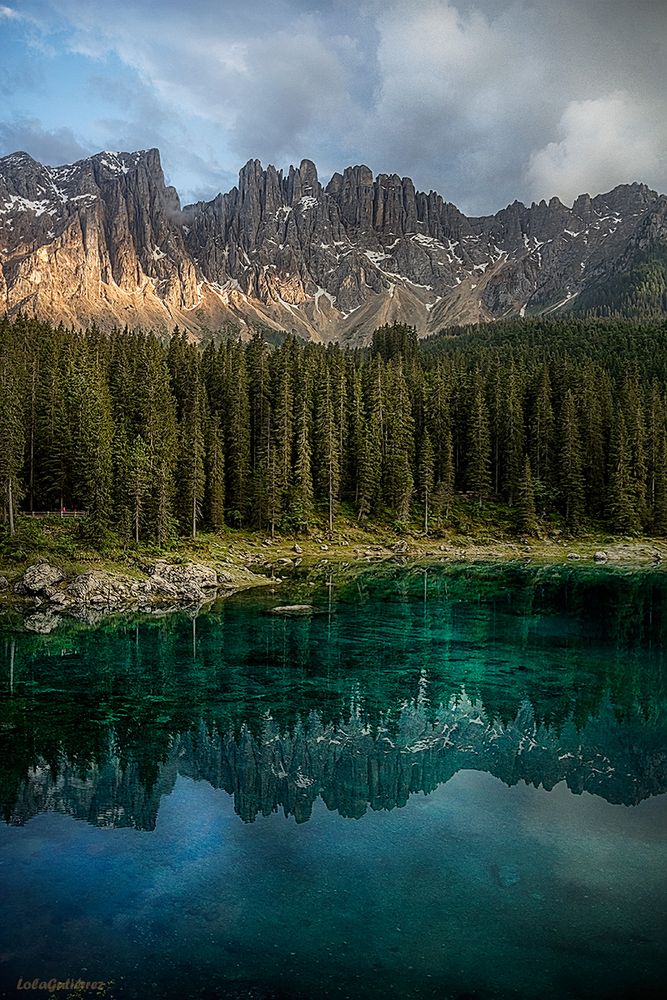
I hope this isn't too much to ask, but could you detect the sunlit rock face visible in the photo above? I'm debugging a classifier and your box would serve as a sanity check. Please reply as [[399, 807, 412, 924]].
[[1, 148, 664, 343]]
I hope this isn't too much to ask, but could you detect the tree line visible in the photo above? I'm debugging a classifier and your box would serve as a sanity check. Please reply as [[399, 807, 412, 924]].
[[1, 314, 667, 541]]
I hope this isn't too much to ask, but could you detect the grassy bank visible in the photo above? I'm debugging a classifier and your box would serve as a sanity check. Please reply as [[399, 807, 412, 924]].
[[1, 499, 666, 597]]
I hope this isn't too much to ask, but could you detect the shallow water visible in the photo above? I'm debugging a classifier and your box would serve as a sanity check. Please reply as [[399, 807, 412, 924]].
[[0, 562, 666, 999]]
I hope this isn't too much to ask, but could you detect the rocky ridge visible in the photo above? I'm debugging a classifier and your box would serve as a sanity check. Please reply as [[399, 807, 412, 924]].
[[1, 148, 665, 343]]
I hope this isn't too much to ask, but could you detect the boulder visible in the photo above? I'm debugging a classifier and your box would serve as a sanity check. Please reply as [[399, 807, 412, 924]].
[[147, 561, 218, 601], [593, 550, 608, 563], [17, 562, 65, 595]]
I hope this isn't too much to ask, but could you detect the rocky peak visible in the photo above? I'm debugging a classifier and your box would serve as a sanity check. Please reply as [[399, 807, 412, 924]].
[[0, 147, 664, 341]]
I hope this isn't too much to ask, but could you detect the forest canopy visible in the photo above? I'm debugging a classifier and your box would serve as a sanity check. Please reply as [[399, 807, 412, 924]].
[[1, 315, 667, 542]]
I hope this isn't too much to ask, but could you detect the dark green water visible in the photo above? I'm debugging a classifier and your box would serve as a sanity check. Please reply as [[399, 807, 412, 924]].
[[0, 562, 666, 1000]]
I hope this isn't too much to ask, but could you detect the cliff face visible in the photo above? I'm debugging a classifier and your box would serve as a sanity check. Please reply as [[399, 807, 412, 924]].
[[1, 147, 665, 342]]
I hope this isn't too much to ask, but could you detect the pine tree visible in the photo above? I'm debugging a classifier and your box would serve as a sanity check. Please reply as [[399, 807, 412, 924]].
[[558, 391, 585, 533], [0, 341, 25, 535], [204, 413, 225, 532], [127, 434, 150, 543], [290, 397, 314, 530], [529, 364, 554, 488], [224, 342, 251, 525], [465, 373, 491, 502], [517, 456, 538, 536], [418, 429, 435, 533], [384, 360, 414, 520], [501, 366, 525, 505], [271, 344, 294, 521], [357, 362, 384, 521], [178, 379, 206, 539], [607, 411, 641, 534], [651, 428, 667, 536], [247, 334, 272, 529], [140, 340, 178, 543], [315, 373, 340, 534], [68, 352, 114, 530]]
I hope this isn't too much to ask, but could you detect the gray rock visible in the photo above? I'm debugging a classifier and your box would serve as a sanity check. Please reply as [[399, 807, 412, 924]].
[[23, 611, 62, 634], [593, 550, 608, 563], [293, 544, 303, 554], [148, 560, 218, 599], [19, 562, 65, 595], [567, 553, 581, 560], [270, 605, 319, 616], [1, 148, 663, 343], [0, 575, 8, 592]]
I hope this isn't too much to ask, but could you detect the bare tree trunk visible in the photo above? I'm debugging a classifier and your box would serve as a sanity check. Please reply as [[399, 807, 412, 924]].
[[8, 479, 15, 537], [328, 460, 333, 534]]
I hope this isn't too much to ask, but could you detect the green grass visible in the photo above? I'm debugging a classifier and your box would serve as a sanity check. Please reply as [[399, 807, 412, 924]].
[[1, 500, 665, 588]]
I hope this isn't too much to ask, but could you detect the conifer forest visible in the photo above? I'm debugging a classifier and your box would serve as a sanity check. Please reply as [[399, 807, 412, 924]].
[[2, 315, 667, 543]]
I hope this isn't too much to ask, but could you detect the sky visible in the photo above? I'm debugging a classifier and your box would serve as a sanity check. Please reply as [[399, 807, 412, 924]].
[[0, 0, 665, 215]]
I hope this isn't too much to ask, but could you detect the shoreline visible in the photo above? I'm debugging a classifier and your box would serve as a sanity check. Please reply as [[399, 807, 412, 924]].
[[1, 535, 666, 632]]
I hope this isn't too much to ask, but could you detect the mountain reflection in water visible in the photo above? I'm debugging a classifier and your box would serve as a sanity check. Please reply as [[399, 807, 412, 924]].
[[1, 562, 666, 830]]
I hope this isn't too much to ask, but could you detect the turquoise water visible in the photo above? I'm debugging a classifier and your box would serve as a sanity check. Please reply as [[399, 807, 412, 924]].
[[0, 562, 666, 999]]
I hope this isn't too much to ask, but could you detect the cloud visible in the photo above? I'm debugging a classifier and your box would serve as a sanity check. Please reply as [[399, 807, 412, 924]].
[[526, 92, 664, 205], [5, 0, 667, 212], [0, 116, 92, 164]]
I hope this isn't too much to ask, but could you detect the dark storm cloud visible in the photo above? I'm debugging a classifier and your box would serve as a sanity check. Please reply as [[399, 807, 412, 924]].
[[10, 0, 667, 212]]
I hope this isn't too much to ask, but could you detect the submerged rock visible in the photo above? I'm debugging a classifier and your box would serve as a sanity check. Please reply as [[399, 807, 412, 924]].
[[270, 604, 320, 616]]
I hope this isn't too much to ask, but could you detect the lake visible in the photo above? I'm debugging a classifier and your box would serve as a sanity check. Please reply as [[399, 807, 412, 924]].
[[1, 562, 666, 999]]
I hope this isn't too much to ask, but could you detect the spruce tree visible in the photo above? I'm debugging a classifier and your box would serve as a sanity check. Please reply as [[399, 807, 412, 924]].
[[178, 379, 207, 539], [0, 342, 25, 535], [224, 343, 251, 525], [315, 373, 340, 534], [384, 360, 414, 520], [204, 413, 225, 532], [127, 434, 150, 543], [290, 397, 315, 529], [465, 373, 491, 502], [418, 429, 435, 534], [517, 456, 538, 536], [357, 362, 384, 521], [558, 391, 585, 533], [607, 411, 641, 534]]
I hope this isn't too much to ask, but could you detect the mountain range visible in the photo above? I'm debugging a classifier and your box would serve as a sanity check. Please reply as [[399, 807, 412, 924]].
[[1, 147, 665, 342]]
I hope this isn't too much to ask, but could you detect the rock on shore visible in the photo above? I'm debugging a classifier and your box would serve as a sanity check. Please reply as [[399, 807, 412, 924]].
[[10, 559, 267, 626]]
